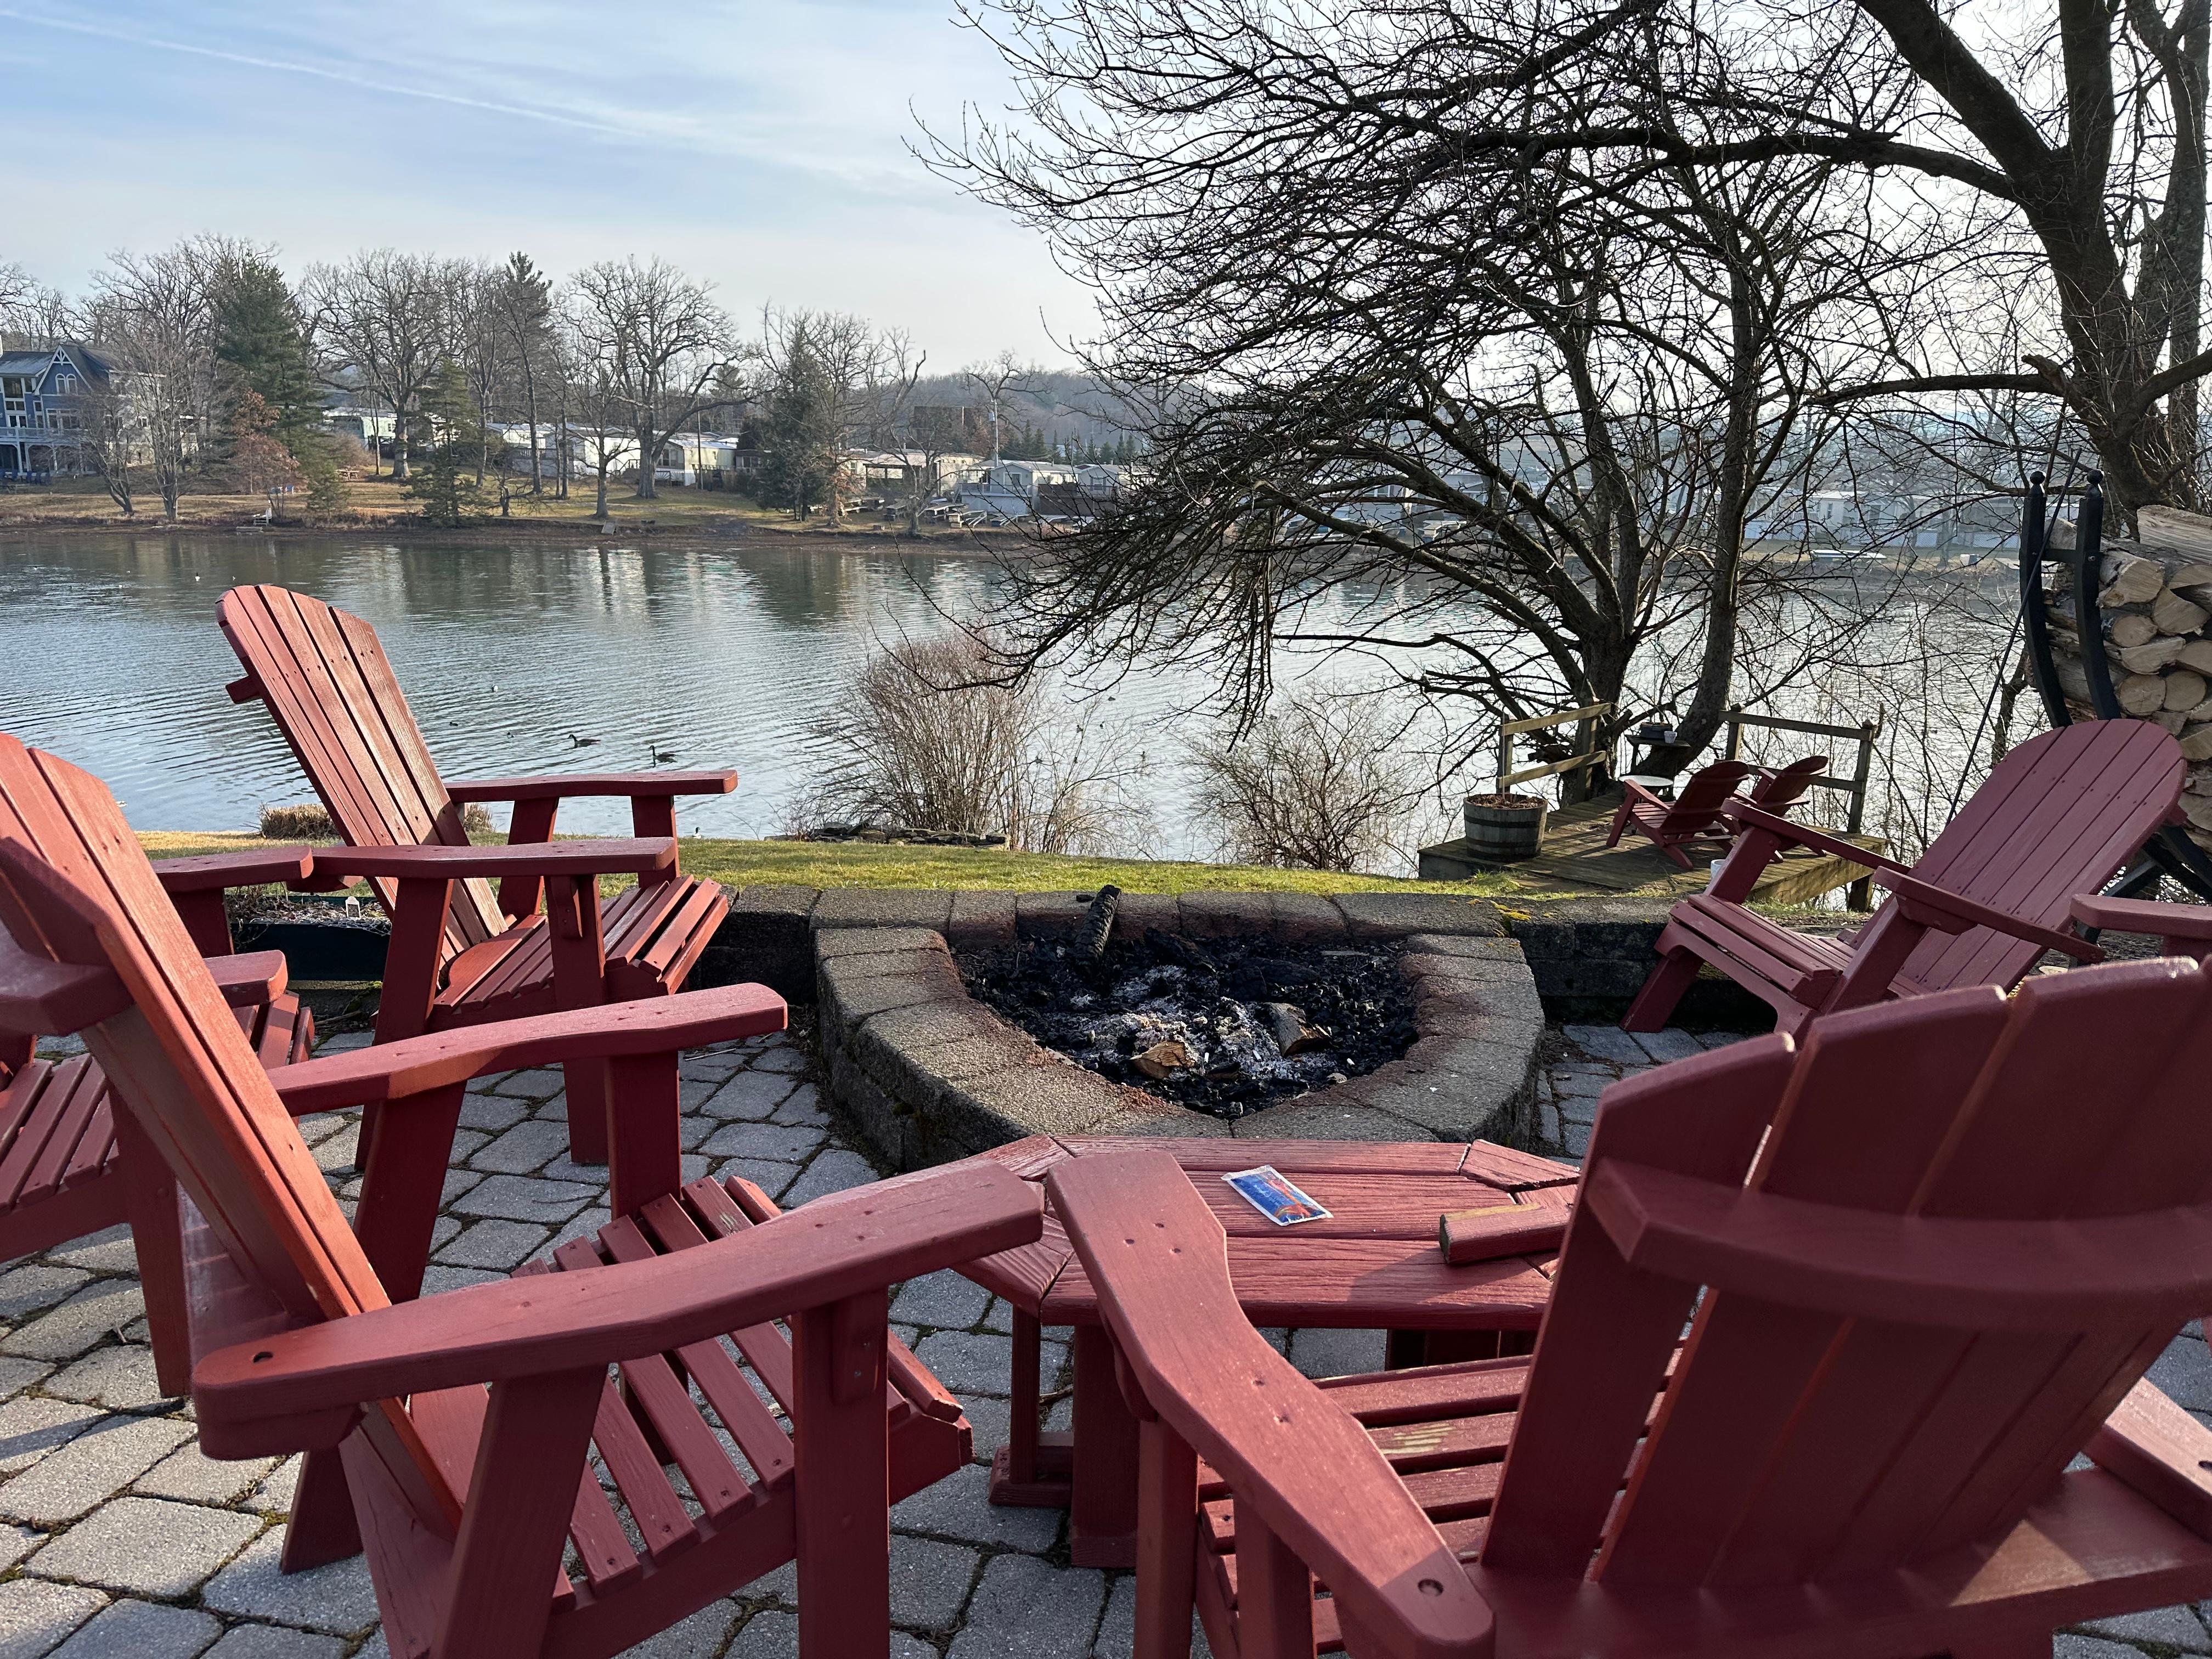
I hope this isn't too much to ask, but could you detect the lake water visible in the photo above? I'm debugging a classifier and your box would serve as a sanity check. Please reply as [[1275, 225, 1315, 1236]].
[[0, 534, 1020, 842], [0, 533, 2017, 867]]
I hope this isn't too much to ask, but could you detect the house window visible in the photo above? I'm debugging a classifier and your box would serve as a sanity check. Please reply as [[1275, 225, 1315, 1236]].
[[54, 375, 76, 393]]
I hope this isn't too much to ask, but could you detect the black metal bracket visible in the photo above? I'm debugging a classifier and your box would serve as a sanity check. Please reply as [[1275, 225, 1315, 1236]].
[[2017, 471, 2212, 901]]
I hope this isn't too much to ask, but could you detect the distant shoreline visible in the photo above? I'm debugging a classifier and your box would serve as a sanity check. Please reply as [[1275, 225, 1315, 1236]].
[[0, 516, 1022, 558]]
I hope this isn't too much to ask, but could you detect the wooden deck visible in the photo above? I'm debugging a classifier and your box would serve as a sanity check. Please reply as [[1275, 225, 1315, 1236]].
[[1420, 791, 1884, 905]]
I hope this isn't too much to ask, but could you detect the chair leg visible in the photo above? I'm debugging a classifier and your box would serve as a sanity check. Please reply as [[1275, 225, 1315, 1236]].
[[281, 1446, 363, 1572], [1622, 949, 1701, 1032], [562, 1058, 612, 1166], [1134, 1419, 1198, 1659], [111, 1110, 190, 1397], [434, 1368, 604, 1657], [794, 1289, 893, 1655], [1235, 1504, 1316, 1658], [352, 1086, 467, 1302], [1604, 805, 1629, 849], [604, 1053, 681, 1216]]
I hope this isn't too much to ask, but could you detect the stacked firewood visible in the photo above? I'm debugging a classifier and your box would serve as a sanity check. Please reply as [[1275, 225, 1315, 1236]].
[[2044, 504, 2212, 847]]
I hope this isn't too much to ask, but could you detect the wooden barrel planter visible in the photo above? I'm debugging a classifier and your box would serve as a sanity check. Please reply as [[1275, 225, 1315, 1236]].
[[1464, 792, 1548, 860]]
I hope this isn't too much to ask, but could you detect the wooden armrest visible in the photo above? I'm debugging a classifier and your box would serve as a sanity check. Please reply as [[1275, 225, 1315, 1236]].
[[2070, 894, 2212, 941], [154, 848, 315, 892], [268, 983, 786, 1112], [1876, 870, 2103, 960], [1585, 1158, 2212, 1329], [1048, 1150, 1496, 1658], [206, 950, 287, 1008], [2090, 1379, 2212, 1542], [0, 943, 129, 1038], [1722, 801, 1907, 871], [445, 771, 737, 802], [311, 838, 676, 879], [1617, 778, 1669, 811], [192, 1163, 1042, 1437]]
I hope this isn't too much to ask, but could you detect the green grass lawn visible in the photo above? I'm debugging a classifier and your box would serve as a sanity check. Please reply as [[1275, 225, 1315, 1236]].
[[137, 830, 1538, 898]]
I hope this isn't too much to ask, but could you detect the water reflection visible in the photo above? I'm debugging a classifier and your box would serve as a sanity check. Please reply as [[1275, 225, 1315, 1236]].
[[0, 535, 1007, 840], [0, 533, 2020, 864]]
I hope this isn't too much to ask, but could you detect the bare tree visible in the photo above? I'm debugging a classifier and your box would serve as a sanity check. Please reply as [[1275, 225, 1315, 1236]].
[[805, 632, 1152, 854], [81, 240, 230, 521], [306, 250, 463, 480], [0, 264, 71, 348], [71, 375, 145, 517], [1189, 686, 1424, 871], [755, 309, 912, 522], [565, 259, 740, 501], [934, 0, 1932, 775]]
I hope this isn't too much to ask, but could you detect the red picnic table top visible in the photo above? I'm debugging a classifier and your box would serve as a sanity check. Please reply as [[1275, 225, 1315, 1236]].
[[961, 1135, 1580, 1331]]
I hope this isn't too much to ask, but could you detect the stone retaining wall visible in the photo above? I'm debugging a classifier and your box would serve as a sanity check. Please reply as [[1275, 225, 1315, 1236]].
[[693, 884, 1775, 1027], [762, 889, 1548, 1169]]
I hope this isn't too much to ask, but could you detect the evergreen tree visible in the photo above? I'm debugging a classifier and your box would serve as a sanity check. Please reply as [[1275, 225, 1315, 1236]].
[[404, 360, 476, 528], [212, 251, 347, 516], [758, 321, 843, 517], [213, 254, 320, 440]]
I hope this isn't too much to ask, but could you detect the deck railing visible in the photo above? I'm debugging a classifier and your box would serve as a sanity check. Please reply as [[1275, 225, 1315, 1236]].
[[1494, 702, 1614, 797], [1722, 706, 1883, 907]]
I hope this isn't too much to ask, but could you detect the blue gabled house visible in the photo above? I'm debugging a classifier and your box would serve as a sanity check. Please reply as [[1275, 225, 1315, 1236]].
[[0, 343, 116, 480]]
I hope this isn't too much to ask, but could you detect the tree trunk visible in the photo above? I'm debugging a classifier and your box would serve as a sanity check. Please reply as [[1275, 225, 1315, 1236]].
[[634, 425, 659, 499], [391, 408, 410, 481], [594, 460, 609, 518], [525, 369, 543, 496]]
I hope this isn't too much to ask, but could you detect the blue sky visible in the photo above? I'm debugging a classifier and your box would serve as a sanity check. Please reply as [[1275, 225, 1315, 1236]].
[[1, 1, 1096, 365]]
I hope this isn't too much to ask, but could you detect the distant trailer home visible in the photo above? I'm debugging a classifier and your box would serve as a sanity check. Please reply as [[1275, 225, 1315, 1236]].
[[320, 407, 397, 449], [0, 343, 116, 481]]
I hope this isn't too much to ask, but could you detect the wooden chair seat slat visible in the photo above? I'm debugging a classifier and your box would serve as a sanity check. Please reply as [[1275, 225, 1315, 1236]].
[[0, 1058, 73, 1206], [9, 1058, 104, 1206], [57, 1097, 116, 1193], [590, 1217, 755, 1520], [634, 1192, 798, 1483], [565, 1462, 646, 1596]]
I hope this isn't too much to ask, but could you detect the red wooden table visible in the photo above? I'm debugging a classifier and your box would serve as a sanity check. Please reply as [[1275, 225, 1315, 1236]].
[[957, 1135, 1579, 1566]]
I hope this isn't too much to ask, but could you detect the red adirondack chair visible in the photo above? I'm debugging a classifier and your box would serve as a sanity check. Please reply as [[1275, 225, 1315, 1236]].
[[1051, 961, 2212, 1659], [1602, 760, 1754, 869], [0, 760, 1043, 1659], [1745, 752, 1829, 810], [218, 583, 737, 1167], [0, 733, 336, 1394], [1623, 719, 2185, 1034]]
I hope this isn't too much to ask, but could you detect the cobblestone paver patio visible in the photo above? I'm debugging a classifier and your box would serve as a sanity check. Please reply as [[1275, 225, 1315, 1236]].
[[0, 1020, 2199, 1656]]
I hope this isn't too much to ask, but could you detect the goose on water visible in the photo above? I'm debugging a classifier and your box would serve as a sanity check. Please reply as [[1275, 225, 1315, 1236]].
[[568, 732, 600, 747]]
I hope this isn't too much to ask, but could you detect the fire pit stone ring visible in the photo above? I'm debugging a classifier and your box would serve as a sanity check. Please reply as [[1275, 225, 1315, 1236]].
[[806, 889, 1547, 1170]]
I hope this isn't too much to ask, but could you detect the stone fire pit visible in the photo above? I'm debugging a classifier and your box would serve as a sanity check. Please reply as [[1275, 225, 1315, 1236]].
[[789, 890, 1546, 1170]]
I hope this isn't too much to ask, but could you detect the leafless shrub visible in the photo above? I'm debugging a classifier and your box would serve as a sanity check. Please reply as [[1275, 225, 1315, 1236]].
[[805, 634, 1150, 854], [259, 800, 490, 839], [1188, 689, 1422, 872], [259, 803, 335, 840]]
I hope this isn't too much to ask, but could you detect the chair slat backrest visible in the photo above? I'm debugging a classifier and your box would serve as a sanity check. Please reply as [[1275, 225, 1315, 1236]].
[[1895, 720, 2182, 994], [1747, 754, 1828, 811], [1482, 958, 2212, 1586], [0, 742, 460, 1521], [1658, 761, 1754, 836], [218, 584, 505, 955]]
